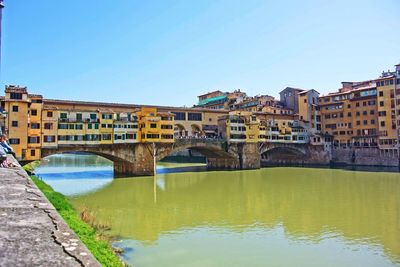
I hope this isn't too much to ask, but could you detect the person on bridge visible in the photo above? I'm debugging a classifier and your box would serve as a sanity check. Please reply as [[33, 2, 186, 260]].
[[0, 134, 16, 158]]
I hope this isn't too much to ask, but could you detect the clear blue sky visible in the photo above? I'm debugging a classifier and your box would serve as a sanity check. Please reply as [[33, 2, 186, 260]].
[[1, 0, 399, 106]]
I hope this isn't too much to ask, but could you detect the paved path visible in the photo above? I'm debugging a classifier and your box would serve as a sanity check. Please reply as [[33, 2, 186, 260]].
[[0, 157, 100, 266]]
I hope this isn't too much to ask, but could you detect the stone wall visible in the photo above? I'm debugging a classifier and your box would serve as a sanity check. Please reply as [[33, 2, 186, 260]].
[[0, 156, 100, 266], [331, 147, 399, 167]]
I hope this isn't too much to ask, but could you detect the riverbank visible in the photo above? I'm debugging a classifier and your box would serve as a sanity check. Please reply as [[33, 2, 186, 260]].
[[30, 176, 125, 267], [0, 156, 101, 266]]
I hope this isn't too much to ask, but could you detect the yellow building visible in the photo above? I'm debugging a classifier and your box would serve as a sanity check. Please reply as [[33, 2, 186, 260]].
[[99, 110, 114, 144], [376, 74, 397, 150], [137, 107, 174, 143], [26, 94, 43, 160], [217, 111, 260, 143], [41, 107, 59, 148], [298, 89, 321, 133], [4, 86, 30, 160]]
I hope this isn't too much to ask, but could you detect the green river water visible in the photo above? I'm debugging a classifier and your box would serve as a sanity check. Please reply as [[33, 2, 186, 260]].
[[36, 154, 400, 267]]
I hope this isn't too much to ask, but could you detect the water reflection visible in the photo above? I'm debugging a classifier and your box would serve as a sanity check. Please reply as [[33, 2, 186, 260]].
[[37, 154, 400, 266], [71, 168, 400, 266], [35, 154, 114, 196]]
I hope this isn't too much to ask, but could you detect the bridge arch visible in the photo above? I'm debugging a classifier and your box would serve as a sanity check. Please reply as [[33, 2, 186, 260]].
[[40, 143, 149, 177], [190, 124, 201, 137], [157, 139, 240, 170], [174, 123, 187, 137]]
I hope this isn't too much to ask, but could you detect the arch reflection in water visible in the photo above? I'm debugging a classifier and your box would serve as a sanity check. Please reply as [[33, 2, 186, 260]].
[[68, 166, 400, 267], [35, 154, 114, 196]]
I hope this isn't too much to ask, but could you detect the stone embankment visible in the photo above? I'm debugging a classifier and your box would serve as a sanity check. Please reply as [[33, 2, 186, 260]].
[[0, 156, 100, 267]]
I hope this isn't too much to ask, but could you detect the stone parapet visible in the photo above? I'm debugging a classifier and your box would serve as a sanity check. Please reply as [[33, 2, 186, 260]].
[[0, 156, 100, 267]]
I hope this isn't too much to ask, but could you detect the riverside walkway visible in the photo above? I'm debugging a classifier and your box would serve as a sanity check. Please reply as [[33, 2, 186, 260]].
[[0, 157, 99, 266]]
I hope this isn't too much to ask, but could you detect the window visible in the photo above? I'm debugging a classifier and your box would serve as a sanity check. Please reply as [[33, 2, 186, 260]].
[[44, 136, 56, 142], [44, 123, 53, 130], [90, 113, 97, 120], [12, 105, 18, 112], [47, 111, 53, 117], [161, 125, 173, 129], [188, 113, 202, 121], [60, 113, 67, 119], [28, 136, 40, 144], [12, 121, 18, 127], [9, 138, 20, 144], [347, 112, 352, 117], [363, 111, 367, 115], [381, 121, 385, 127], [101, 134, 112, 140], [76, 113, 82, 121], [161, 134, 174, 139], [126, 133, 136, 140], [30, 150, 36, 157], [356, 111, 360, 116], [31, 123, 40, 129], [10, 92, 23, 99], [380, 101, 384, 107], [102, 114, 113, 119], [31, 109, 37, 116], [363, 120, 368, 125], [379, 91, 384, 97], [146, 134, 160, 139], [58, 123, 68, 129], [94, 123, 99, 129], [356, 102, 360, 107], [371, 120, 375, 125], [370, 110, 375, 115], [75, 124, 83, 130], [173, 112, 186, 121], [356, 121, 360, 125], [150, 123, 157, 128], [88, 123, 92, 129]]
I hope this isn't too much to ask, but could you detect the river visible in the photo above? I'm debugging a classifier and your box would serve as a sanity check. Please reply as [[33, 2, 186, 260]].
[[35, 154, 400, 267]]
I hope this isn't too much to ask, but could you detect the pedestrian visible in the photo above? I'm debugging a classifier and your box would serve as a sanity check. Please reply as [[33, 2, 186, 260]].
[[0, 134, 16, 158]]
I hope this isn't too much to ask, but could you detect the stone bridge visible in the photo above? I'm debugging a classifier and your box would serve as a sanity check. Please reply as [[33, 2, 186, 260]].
[[259, 142, 330, 166], [40, 139, 329, 177]]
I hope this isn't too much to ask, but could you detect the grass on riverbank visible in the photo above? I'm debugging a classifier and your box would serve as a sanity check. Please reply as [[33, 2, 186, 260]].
[[23, 160, 40, 175], [31, 176, 125, 267]]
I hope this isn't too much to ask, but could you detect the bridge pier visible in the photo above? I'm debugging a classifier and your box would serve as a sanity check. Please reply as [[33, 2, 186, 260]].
[[206, 157, 240, 170], [113, 160, 154, 177]]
